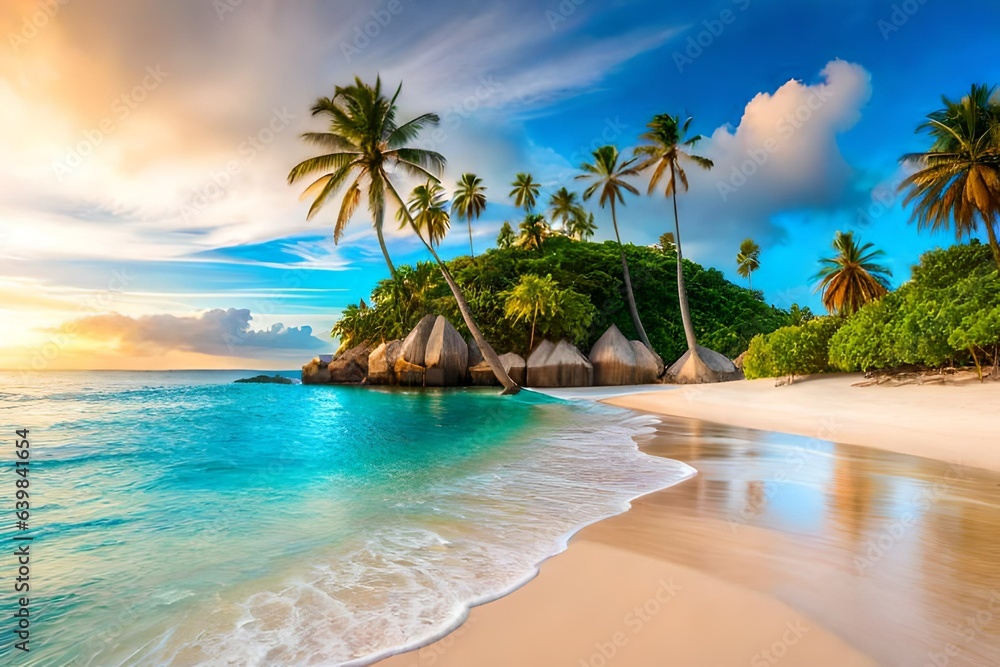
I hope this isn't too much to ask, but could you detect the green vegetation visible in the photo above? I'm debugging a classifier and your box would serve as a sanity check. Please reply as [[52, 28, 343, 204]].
[[452, 173, 487, 257], [736, 238, 761, 289], [334, 235, 789, 360], [503, 274, 594, 351], [829, 241, 1000, 378], [743, 317, 842, 381]]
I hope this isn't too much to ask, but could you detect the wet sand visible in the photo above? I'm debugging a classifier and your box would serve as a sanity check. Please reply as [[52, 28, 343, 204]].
[[379, 411, 1000, 666]]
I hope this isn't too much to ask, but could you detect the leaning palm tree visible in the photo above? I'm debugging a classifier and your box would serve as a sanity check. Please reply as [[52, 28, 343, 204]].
[[736, 238, 761, 289], [813, 231, 892, 315], [504, 273, 561, 352], [517, 214, 550, 251], [635, 114, 727, 382], [510, 173, 540, 213], [403, 181, 451, 247], [900, 84, 1000, 270], [452, 173, 487, 257], [576, 144, 653, 351], [548, 187, 581, 233], [566, 210, 597, 241], [290, 77, 518, 393]]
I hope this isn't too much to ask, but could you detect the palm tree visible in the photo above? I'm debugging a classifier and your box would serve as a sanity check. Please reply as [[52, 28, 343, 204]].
[[403, 181, 450, 247], [497, 221, 516, 249], [504, 274, 561, 352], [548, 187, 581, 233], [736, 238, 761, 289], [510, 173, 540, 213], [566, 210, 597, 241], [290, 77, 518, 393], [577, 144, 653, 351], [517, 214, 550, 251], [634, 114, 714, 359], [900, 84, 1000, 270], [288, 76, 442, 279], [452, 173, 487, 257], [813, 231, 892, 315], [658, 232, 676, 253]]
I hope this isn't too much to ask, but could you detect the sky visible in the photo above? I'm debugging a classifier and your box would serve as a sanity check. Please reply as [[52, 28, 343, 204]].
[[1, 0, 999, 370]]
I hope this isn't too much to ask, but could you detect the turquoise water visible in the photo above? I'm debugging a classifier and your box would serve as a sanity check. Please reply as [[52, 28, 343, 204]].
[[0, 371, 693, 666]]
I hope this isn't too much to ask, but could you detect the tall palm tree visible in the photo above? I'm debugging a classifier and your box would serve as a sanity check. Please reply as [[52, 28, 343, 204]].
[[736, 238, 761, 289], [510, 173, 540, 213], [577, 144, 653, 351], [548, 187, 581, 233], [634, 114, 714, 356], [288, 76, 442, 279], [813, 231, 892, 315], [566, 210, 597, 241], [517, 214, 550, 251], [403, 181, 451, 247], [504, 273, 561, 352], [900, 84, 1000, 270], [452, 173, 487, 257], [290, 77, 518, 393]]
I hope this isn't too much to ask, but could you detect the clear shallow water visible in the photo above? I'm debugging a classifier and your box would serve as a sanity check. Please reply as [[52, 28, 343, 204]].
[[0, 371, 693, 666]]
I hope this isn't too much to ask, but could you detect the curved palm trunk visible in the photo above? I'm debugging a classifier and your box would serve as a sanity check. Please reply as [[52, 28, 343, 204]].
[[986, 222, 1000, 271], [670, 165, 698, 353], [386, 180, 520, 394], [374, 206, 397, 278], [467, 219, 475, 257], [610, 198, 654, 352]]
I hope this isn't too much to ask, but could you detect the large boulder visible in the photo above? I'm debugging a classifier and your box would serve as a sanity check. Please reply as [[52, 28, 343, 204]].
[[301, 356, 331, 385], [630, 341, 663, 384], [527, 339, 593, 388], [468, 352, 527, 386], [666, 345, 741, 384], [327, 344, 371, 384], [466, 336, 485, 368], [424, 317, 469, 386], [367, 340, 403, 385]]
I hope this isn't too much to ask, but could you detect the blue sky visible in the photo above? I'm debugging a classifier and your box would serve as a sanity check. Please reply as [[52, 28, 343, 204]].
[[1, 0, 999, 368]]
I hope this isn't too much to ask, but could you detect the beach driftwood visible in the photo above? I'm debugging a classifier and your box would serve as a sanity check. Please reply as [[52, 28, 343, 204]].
[[527, 339, 593, 387]]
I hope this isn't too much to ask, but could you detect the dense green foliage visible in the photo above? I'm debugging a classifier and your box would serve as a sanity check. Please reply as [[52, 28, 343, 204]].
[[333, 235, 789, 359], [742, 317, 842, 380], [829, 241, 1000, 373]]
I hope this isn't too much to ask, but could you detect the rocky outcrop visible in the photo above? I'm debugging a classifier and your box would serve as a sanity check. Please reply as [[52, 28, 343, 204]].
[[527, 339, 593, 388], [326, 344, 371, 384], [302, 355, 332, 384], [666, 345, 741, 384], [630, 341, 663, 385], [367, 339, 403, 385], [425, 317, 468, 386], [466, 336, 485, 368], [468, 352, 527, 386], [393, 315, 469, 387]]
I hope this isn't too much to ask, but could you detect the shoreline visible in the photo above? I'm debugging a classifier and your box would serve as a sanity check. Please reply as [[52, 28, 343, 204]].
[[379, 372, 1000, 666], [603, 372, 1000, 471]]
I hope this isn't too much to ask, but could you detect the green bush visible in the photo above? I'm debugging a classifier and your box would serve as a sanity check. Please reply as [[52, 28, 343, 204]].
[[829, 241, 1000, 372], [743, 317, 841, 380]]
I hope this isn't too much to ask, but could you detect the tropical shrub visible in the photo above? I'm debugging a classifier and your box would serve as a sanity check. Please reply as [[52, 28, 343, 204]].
[[829, 241, 1000, 373], [742, 317, 842, 380]]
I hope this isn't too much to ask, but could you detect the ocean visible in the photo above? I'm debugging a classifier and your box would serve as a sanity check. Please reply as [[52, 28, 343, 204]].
[[0, 370, 693, 666]]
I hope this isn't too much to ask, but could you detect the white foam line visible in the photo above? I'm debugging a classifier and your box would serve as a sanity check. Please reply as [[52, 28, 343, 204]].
[[526, 385, 678, 402]]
